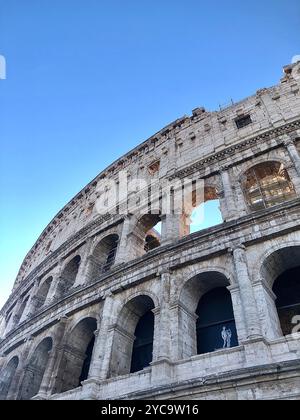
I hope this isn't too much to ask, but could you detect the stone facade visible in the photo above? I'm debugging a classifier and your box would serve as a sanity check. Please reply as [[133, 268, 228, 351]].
[[0, 62, 300, 400]]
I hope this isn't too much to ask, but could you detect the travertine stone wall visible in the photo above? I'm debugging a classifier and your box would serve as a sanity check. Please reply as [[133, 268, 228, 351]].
[[0, 62, 300, 400]]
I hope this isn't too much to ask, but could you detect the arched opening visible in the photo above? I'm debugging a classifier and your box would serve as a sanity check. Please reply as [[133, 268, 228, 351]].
[[261, 245, 300, 338], [183, 186, 223, 235], [91, 234, 119, 278], [179, 272, 238, 359], [35, 277, 52, 310], [15, 296, 29, 325], [0, 356, 19, 400], [196, 288, 238, 354], [144, 222, 161, 252], [60, 255, 81, 295], [242, 161, 296, 212], [109, 295, 155, 377], [19, 337, 52, 400], [55, 317, 97, 394], [136, 214, 161, 256]]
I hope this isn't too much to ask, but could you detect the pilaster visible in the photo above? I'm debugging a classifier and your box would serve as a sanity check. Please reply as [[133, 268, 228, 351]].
[[231, 245, 262, 340]]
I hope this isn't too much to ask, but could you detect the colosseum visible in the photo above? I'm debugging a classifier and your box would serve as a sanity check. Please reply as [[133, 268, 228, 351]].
[[1, 62, 300, 401]]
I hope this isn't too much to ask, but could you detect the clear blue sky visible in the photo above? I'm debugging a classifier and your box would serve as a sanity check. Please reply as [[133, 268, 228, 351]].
[[0, 0, 299, 308]]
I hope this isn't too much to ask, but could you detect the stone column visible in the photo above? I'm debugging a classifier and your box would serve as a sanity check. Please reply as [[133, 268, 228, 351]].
[[252, 279, 282, 340], [232, 245, 262, 340], [284, 137, 300, 177], [220, 167, 238, 221], [151, 307, 161, 362], [150, 269, 174, 386], [153, 269, 171, 361], [114, 216, 134, 265], [161, 213, 185, 245], [87, 294, 115, 381], [161, 178, 192, 244], [83, 255, 100, 284], [227, 284, 248, 343], [90, 328, 100, 367]]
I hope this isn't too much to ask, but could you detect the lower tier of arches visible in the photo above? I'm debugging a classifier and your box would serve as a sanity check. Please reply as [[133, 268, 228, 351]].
[[1, 240, 300, 400]]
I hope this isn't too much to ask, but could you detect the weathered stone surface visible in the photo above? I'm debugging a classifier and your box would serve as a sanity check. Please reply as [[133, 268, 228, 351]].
[[0, 62, 300, 400]]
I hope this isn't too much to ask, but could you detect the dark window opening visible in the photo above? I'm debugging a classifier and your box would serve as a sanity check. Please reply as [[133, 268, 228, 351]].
[[130, 311, 154, 373], [101, 236, 119, 273], [61, 255, 81, 295], [273, 266, 300, 336], [144, 234, 160, 252], [102, 241, 118, 272], [78, 336, 95, 385], [92, 235, 119, 279], [235, 114, 252, 129], [35, 277, 52, 310], [196, 287, 238, 355], [73, 255, 81, 268]]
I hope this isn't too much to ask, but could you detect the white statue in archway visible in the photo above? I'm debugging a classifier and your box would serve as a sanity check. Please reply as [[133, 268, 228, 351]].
[[221, 327, 232, 348]]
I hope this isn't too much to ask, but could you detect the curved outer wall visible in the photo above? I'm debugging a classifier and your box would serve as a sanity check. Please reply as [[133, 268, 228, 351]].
[[0, 63, 300, 400]]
